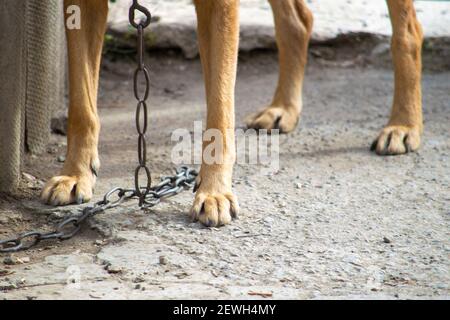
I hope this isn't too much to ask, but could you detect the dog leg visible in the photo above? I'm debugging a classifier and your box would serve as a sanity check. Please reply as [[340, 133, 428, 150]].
[[372, 0, 423, 155], [191, 0, 240, 227], [41, 0, 108, 205], [245, 0, 313, 133]]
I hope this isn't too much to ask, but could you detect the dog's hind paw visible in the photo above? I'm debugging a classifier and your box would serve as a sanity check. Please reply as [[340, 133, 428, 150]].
[[245, 106, 300, 133], [371, 125, 421, 155]]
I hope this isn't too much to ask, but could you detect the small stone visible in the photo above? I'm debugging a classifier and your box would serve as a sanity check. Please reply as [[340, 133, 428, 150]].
[[435, 283, 447, 290], [159, 256, 168, 265], [57, 155, 66, 163], [3, 257, 16, 265], [0, 216, 9, 225], [22, 172, 36, 182], [134, 284, 141, 290], [0, 283, 17, 291], [133, 275, 145, 283], [295, 182, 302, 189], [175, 272, 189, 279], [51, 115, 68, 136], [47, 146, 58, 154], [0, 269, 13, 276], [105, 264, 122, 274], [383, 237, 391, 244], [17, 257, 30, 264]]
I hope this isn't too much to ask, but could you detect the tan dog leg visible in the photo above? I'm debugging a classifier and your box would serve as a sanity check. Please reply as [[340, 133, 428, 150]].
[[41, 0, 108, 205], [372, 0, 423, 155], [191, 0, 240, 227], [245, 0, 313, 133]]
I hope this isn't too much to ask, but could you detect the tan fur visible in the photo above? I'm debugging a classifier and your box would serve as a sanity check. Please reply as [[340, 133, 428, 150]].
[[41, 0, 107, 205], [373, 0, 423, 155], [41, 0, 424, 226], [190, 0, 240, 227], [245, 0, 313, 133]]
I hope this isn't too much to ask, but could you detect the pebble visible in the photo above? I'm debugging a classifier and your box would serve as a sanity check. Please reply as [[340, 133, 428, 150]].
[[17, 257, 30, 264], [159, 256, 168, 265], [57, 155, 66, 162], [435, 284, 447, 290], [3, 257, 16, 265], [105, 265, 123, 274], [22, 172, 36, 181], [133, 275, 145, 283]]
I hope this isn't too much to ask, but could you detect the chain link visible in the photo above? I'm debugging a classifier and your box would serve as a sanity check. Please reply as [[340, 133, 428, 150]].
[[130, 1, 152, 206], [0, 166, 197, 253], [0, 1, 197, 253]]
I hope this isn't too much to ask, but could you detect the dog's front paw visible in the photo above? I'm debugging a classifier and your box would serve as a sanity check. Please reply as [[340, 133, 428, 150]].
[[245, 106, 299, 133], [41, 157, 99, 206], [371, 125, 421, 155], [190, 166, 239, 227]]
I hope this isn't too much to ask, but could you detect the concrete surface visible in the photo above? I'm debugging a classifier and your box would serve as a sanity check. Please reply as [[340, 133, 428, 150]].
[[1, 47, 449, 299], [108, 0, 450, 57]]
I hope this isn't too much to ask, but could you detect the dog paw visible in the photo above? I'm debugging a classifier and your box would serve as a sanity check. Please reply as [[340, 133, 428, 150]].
[[245, 106, 299, 133], [371, 125, 421, 155], [41, 175, 94, 206], [41, 157, 99, 206], [190, 167, 239, 227]]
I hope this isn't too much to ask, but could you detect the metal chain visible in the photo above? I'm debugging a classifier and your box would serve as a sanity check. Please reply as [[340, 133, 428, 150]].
[[0, 167, 197, 253], [130, 0, 152, 206], [0, 1, 197, 254]]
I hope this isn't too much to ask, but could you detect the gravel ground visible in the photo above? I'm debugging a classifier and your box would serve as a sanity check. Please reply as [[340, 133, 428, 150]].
[[1, 46, 449, 299]]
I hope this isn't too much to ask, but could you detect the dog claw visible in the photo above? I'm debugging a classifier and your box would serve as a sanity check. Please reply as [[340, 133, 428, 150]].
[[90, 164, 98, 177], [193, 180, 200, 193], [76, 195, 84, 205], [372, 125, 421, 156]]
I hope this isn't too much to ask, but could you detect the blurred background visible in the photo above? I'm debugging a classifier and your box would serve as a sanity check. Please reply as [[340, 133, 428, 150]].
[[107, 0, 450, 58]]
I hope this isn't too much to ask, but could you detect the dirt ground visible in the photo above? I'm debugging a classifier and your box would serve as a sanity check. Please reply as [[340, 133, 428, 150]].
[[0, 42, 449, 299]]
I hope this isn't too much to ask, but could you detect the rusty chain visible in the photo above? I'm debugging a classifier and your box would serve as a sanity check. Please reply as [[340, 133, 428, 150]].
[[0, 1, 197, 253]]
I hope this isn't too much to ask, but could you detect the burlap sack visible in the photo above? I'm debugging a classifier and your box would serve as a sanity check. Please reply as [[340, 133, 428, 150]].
[[0, 0, 65, 192]]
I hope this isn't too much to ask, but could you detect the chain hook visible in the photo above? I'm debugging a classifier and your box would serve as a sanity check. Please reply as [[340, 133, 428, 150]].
[[129, 0, 152, 28]]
